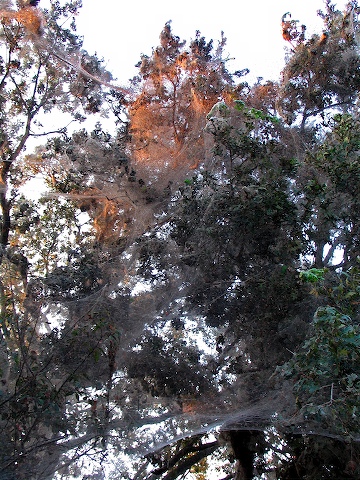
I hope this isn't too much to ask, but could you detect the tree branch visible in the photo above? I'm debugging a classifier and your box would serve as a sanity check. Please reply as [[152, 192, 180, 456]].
[[161, 443, 220, 480]]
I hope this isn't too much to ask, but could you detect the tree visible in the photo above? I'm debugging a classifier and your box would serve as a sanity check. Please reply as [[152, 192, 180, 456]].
[[127, 3, 360, 478], [298, 113, 360, 269], [276, 1, 360, 130], [0, 1, 133, 478], [1, 1, 360, 479], [128, 23, 238, 186]]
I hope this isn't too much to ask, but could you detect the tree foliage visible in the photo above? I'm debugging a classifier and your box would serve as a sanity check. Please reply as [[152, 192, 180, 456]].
[[0, 1, 360, 479]]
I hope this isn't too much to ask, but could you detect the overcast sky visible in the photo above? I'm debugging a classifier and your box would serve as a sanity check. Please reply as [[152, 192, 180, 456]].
[[22, 0, 349, 151], [75, 0, 349, 86]]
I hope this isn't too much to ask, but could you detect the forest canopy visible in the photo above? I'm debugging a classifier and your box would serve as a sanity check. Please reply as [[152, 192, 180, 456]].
[[0, 1, 360, 479]]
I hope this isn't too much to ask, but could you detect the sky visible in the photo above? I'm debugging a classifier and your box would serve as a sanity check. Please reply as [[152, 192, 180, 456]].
[[24, 0, 350, 198], [74, 0, 349, 87]]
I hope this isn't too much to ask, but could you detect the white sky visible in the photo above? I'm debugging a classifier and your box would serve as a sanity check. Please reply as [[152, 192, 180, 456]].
[[25, 0, 349, 139], [75, 0, 349, 86]]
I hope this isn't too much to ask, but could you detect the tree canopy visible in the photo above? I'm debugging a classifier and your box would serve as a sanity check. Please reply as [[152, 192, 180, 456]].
[[0, 1, 360, 479]]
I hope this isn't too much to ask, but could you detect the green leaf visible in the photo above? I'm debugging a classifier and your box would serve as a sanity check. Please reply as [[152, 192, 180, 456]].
[[300, 268, 326, 283]]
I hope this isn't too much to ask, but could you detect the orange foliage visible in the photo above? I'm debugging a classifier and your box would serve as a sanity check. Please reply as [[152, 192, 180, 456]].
[[181, 398, 201, 414], [0, 6, 44, 35], [281, 12, 306, 47], [93, 200, 118, 243], [180, 394, 219, 414], [77, 188, 132, 245], [129, 82, 216, 174], [14, 7, 43, 34], [318, 31, 328, 46], [190, 88, 209, 116], [282, 22, 293, 42]]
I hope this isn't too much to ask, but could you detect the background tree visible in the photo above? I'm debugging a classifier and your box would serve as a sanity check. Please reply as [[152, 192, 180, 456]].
[[126, 3, 360, 478], [276, 1, 360, 130], [0, 1, 135, 478], [1, 1, 360, 479], [128, 23, 239, 187]]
